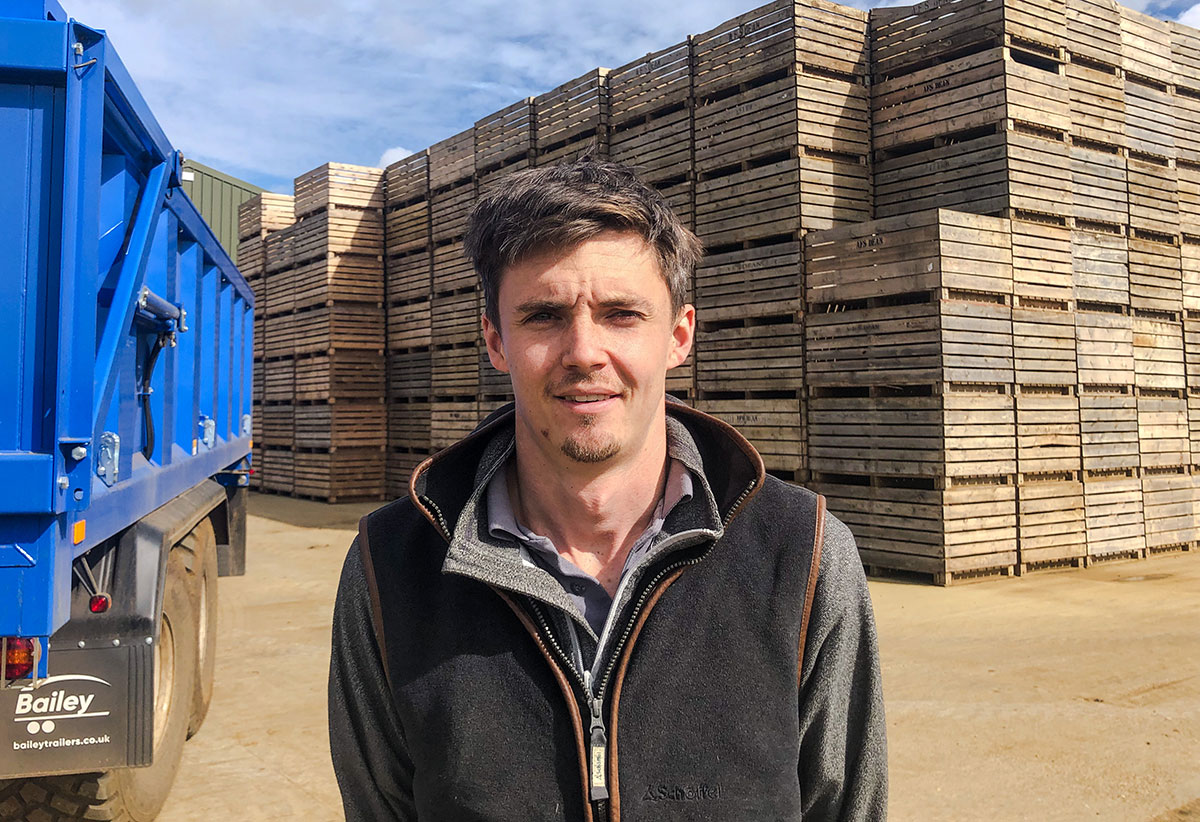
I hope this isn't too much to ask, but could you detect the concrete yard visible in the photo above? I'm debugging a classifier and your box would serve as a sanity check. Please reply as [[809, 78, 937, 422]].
[[158, 493, 1200, 821]]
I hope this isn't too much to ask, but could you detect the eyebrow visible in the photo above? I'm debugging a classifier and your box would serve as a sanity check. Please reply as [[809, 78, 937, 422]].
[[513, 296, 656, 314]]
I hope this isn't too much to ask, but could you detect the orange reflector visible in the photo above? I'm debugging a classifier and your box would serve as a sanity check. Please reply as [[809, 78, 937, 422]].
[[73, 520, 86, 545], [4, 638, 35, 679]]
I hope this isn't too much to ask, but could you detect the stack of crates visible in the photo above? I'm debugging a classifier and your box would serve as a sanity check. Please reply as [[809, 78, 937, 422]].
[[236, 193, 293, 490], [870, 0, 1071, 223], [534, 68, 610, 167], [608, 40, 697, 400], [384, 151, 434, 496], [429, 132, 481, 451], [691, 0, 871, 482], [805, 210, 1020, 583]]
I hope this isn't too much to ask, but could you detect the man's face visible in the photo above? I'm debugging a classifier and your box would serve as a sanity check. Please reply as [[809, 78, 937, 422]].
[[481, 231, 694, 468]]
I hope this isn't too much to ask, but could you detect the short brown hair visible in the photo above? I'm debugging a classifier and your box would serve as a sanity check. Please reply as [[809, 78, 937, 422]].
[[464, 159, 702, 327]]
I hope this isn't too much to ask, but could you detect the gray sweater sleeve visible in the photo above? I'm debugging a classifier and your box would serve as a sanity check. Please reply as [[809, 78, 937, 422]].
[[798, 511, 889, 821], [328, 539, 417, 821]]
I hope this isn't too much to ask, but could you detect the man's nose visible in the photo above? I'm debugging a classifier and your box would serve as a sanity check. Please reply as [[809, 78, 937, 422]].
[[560, 315, 607, 371]]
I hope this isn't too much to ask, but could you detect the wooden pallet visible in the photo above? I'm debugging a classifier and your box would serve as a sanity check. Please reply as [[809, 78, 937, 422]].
[[1141, 465, 1197, 549], [1016, 386, 1081, 474], [1138, 391, 1190, 468], [431, 289, 479, 346], [534, 68, 610, 165], [1017, 473, 1087, 567], [263, 314, 296, 359], [478, 347, 513, 400], [656, 178, 695, 231], [289, 254, 384, 311], [870, 0, 1064, 81], [264, 222, 299, 280], [431, 400, 481, 449], [432, 241, 475, 295], [695, 315, 804, 392], [1133, 312, 1186, 390], [1172, 20, 1200, 89], [294, 400, 386, 450], [1080, 387, 1139, 471], [293, 447, 386, 502], [429, 128, 475, 191], [1186, 313, 1200, 382], [696, 396, 805, 473], [806, 291, 1014, 386], [262, 357, 294, 403], [431, 344, 480, 398], [386, 249, 430, 304], [386, 447, 432, 498], [236, 234, 266, 277], [1083, 468, 1146, 558], [478, 158, 532, 196], [1120, 6, 1173, 81], [238, 193, 295, 241], [610, 103, 691, 185], [1179, 164, 1200, 231], [694, 0, 868, 98], [666, 359, 695, 400], [805, 210, 1013, 304], [294, 350, 385, 402], [694, 69, 869, 170], [1190, 391, 1200, 461], [387, 398, 433, 449], [249, 443, 264, 490], [1066, 0, 1123, 66], [1012, 217, 1072, 300], [1129, 230, 1182, 314], [291, 206, 384, 264], [430, 178, 476, 244], [1071, 226, 1129, 305], [387, 347, 432, 399], [386, 298, 432, 350], [294, 162, 384, 218], [1069, 140, 1127, 227], [808, 384, 1016, 477], [384, 199, 431, 255], [871, 47, 1068, 154], [696, 157, 800, 246], [698, 240, 803, 320], [260, 404, 294, 447], [1075, 304, 1135, 384], [1014, 297, 1076, 385], [474, 98, 535, 174], [384, 151, 429, 209], [252, 360, 265, 405], [1065, 56, 1125, 146], [609, 40, 692, 127], [1125, 77, 1176, 159], [291, 303, 385, 355], [815, 472, 1018, 584]]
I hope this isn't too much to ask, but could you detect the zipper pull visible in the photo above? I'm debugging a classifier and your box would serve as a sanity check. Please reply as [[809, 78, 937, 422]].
[[585, 673, 609, 801]]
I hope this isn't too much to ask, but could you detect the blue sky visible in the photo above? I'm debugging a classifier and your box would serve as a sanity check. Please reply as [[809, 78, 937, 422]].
[[67, 0, 1200, 194]]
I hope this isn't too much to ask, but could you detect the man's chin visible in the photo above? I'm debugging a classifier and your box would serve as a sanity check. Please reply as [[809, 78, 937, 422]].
[[560, 434, 621, 464]]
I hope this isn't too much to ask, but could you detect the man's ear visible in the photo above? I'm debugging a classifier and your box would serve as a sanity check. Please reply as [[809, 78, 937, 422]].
[[667, 303, 695, 370], [481, 312, 510, 373]]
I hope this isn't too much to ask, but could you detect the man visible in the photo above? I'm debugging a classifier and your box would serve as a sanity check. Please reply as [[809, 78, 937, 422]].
[[329, 160, 887, 820]]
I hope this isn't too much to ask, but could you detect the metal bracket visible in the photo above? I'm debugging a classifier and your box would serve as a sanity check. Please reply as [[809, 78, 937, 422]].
[[199, 417, 216, 450], [97, 432, 119, 486]]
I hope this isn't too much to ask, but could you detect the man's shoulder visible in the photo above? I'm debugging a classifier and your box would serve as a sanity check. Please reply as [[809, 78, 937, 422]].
[[357, 494, 442, 560]]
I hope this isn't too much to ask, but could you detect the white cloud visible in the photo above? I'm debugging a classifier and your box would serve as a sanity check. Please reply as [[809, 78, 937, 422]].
[[1178, 2, 1200, 25], [378, 145, 414, 168]]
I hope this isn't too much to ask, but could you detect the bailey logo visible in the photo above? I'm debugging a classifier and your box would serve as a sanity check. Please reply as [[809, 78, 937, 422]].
[[12, 674, 111, 735]]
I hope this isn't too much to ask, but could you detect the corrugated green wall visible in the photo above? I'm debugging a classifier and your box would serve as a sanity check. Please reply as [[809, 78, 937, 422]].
[[181, 159, 264, 263]]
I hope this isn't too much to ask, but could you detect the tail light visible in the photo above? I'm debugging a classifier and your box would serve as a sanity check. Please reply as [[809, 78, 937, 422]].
[[3, 638, 35, 679]]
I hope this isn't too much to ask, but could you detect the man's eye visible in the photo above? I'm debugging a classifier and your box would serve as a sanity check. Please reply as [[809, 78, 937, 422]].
[[523, 312, 555, 324], [610, 310, 642, 321]]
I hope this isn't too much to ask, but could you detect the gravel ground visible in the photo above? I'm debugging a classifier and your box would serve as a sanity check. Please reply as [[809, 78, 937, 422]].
[[156, 493, 1200, 821]]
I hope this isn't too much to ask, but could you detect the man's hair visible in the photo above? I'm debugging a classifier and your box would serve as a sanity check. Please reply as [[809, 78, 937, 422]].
[[463, 158, 703, 327]]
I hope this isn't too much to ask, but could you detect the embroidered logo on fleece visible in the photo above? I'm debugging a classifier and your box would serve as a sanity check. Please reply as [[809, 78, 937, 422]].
[[641, 783, 724, 802]]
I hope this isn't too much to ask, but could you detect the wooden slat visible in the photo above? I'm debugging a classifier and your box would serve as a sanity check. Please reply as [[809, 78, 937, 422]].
[[294, 163, 384, 217], [429, 129, 476, 190], [238, 193, 295, 241], [384, 151, 429, 209], [608, 40, 692, 126], [534, 68, 610, 159], [474, 99, 535, 173]]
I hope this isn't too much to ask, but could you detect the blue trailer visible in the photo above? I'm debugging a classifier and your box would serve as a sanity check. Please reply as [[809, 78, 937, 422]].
[[0, 2, 253, 817]]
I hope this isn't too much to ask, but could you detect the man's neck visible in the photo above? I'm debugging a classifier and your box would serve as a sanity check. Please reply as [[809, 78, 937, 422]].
[[508, 418, 669, 596]]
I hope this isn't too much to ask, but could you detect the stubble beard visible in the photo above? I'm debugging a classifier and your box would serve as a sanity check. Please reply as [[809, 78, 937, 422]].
[[560, 414, 621, 463]]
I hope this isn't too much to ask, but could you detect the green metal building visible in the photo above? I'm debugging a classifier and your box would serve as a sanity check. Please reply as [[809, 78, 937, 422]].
[[180, 159, 264, 263]]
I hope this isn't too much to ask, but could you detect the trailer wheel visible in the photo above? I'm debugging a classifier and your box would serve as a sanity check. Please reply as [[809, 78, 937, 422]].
[[0, 550, 197, 821], [178, 517, 218, 737]]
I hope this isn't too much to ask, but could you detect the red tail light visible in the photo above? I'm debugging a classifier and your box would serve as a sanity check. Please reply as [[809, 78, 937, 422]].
[[4, 638, 35, 679], [89, 594, 111, 614]]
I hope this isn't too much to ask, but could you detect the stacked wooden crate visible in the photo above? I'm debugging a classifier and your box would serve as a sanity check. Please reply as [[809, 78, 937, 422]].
[[428, 132, 482, 451], [691, 0, 870, 481], [871, 0, 1071, 223], [609, 40, 697, 399], [805, 210, 1019, 583], [269, 163, 387, 502], [384, 151, 434, 497], [534, 69, 610, 166]]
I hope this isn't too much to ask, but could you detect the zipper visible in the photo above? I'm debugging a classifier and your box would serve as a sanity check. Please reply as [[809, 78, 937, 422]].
[[419, 495, 452, 541]]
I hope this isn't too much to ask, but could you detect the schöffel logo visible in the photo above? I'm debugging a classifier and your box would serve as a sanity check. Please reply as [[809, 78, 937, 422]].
[[12, 674, 111, 736], [642, 783, 724, 802]]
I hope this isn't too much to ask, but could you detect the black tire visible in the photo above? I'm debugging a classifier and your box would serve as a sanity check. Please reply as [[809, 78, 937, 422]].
[[0, 550, 197, 821], [177, 518, 217, 738]]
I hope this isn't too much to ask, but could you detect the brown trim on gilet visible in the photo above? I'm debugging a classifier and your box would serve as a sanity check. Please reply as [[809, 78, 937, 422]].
[[606, 567, 689, 821], [798, 494, 826, 683], [357, 516, 392, 689], [494, 589, 594, 822]]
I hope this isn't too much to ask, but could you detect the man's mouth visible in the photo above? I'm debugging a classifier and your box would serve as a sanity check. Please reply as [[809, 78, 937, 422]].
[[561, 394, 614, 403]]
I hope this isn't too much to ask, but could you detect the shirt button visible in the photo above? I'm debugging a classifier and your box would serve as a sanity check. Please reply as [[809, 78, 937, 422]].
[[570, 582, 587, 595]]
